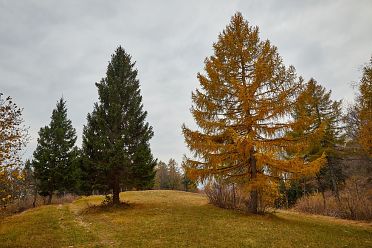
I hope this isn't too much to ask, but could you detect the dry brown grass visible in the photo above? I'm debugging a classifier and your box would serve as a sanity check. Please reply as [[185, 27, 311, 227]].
[[1, 190, 371, 248], [0, 194, 79, 218], [294, 177, 372, 220]]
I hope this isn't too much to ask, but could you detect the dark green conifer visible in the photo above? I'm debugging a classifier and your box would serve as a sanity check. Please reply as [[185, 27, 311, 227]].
[[82, 46, 156, 205], [32, 98, 77, 204], [289, 79, 345, 203]]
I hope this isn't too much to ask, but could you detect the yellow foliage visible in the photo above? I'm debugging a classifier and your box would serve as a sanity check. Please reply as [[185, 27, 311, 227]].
[[182, 13, 325, 211], [0, 94, 27, 206], [358, 57, 372, 156]]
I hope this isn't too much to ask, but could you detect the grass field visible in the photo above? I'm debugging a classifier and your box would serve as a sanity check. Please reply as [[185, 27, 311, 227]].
[[0, 190, 371, 248]]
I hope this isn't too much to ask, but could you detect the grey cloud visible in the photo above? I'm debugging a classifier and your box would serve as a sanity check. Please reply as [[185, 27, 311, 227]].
[[1, 0, 371, 163]]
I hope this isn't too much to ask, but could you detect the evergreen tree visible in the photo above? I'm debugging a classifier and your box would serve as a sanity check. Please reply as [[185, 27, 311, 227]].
[[181, 173, 197, 192], [32, 98, 77, 204], [72, 148, 94, 195], [181, 161, 198, 192], [288, 79, 345, 204], [81, 111, 106, 194], [182, 13, 325, 213], [82, 46, 156, 205]]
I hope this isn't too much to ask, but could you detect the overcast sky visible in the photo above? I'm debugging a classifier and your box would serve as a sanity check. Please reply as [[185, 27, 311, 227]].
[[1, 0, 371, 164]]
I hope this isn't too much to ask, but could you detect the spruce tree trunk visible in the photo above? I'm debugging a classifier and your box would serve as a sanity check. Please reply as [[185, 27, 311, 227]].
[[112, 173, 120, 205], [248, 148, 258, 214], [328, 157, 341, 203], [316, 176, 326, 210], [47, 192, 52, 205]]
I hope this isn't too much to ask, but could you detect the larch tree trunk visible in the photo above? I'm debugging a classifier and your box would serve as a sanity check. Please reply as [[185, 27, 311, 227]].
[[249, 148, 258, 214]]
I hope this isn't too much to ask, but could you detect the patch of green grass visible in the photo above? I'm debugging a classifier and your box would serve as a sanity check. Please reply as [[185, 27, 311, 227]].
[[1, 190, 371, 247]]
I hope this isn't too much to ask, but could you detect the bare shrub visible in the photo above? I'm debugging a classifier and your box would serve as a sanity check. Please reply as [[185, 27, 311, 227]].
[[204, 180, 277, 213], [338, 176, 372, 220], [0, 193, 80, 218], [51, 194, 79, 205], [294, 176, 372, 220], [293, 192, 338, 216], [204, 181, 243, 209]]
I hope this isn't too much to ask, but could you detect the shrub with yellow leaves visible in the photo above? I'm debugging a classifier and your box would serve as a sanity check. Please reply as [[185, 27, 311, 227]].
[[0, 94, 27, 207]]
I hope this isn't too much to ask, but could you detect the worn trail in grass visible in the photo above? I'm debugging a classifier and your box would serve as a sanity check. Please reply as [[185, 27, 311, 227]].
[[1, 190, 371, 248]]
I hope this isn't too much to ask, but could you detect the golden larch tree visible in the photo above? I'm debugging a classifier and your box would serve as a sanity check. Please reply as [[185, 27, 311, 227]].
[[358, 57, 372, 157], [182, 13, 325, 213]]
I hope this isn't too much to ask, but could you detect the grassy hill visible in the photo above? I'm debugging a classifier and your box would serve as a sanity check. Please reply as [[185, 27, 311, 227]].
[[0, 190, 371, 248]]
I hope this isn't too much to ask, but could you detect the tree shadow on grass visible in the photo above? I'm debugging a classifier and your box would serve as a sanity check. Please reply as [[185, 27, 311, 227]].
[[80, 200, 134, 215]]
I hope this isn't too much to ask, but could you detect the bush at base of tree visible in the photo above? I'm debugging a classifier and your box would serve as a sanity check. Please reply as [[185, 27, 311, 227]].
[[204, 181, 242, 210], [204, 180, 278, 214]]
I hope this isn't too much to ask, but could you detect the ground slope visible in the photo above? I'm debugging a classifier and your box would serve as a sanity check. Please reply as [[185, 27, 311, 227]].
[[0, 190, 371, 248]]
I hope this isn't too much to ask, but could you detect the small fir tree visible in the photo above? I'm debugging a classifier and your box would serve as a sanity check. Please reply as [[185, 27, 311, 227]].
[[32, 98, 77, 204], [181, 160, 198, 192]]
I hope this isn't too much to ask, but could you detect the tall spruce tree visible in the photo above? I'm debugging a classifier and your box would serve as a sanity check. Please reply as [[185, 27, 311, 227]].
[[182, 13, 325, 213], [288, 79, 345, 204], [32, 98, 77, 204], [82, 46, 155, 205]]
